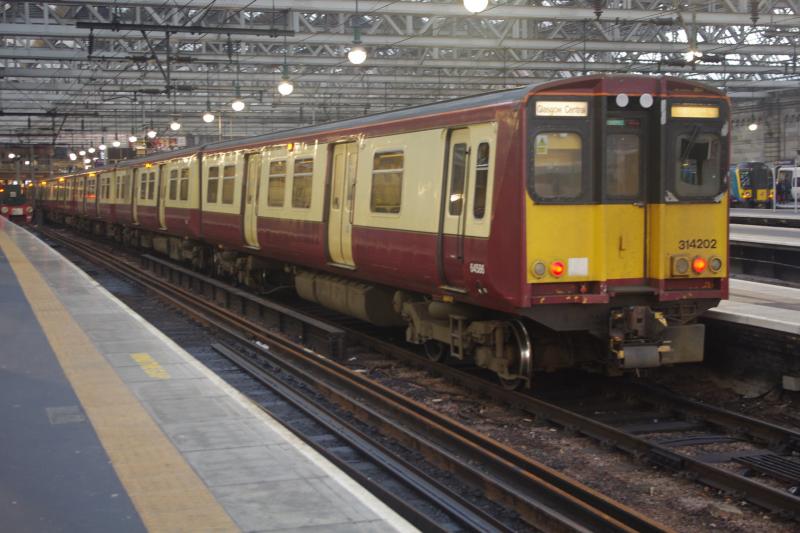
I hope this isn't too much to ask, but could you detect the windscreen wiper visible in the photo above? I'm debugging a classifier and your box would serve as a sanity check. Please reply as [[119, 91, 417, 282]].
[[679, 125, 701, 161]]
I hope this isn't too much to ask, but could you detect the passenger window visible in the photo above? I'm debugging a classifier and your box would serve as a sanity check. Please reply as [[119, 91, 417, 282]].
[[532, 132, 582, 200], [222, 164, 236, 204], [147, 172, 156, 200], [268, 160, 287, 207], [370, 151, 403, 214], [674, 133, 721, 198], [169, 169, 178, 200], [292, 158, 313, 208], [179, 168, 190, 201], [474, 143, 489, 219], [606, 134, 640, 198], [449, 143, 467, 216], [206, 165, 219, 203]]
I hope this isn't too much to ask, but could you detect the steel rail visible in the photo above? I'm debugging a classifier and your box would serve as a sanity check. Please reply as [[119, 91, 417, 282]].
[[341, 329, 800, 519], [39, 227, 669, 533]]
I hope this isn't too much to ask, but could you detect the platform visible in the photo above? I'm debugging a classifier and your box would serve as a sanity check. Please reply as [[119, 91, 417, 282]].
[[705, 278, 800, 336], [730, 208, 800, 228], [0, 218, 414, 533], [729, 223, 800, 248]]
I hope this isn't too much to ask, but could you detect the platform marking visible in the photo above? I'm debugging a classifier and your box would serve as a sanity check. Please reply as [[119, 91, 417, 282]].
[[0, 231, 240, 533], [131, 352, 171, 380]]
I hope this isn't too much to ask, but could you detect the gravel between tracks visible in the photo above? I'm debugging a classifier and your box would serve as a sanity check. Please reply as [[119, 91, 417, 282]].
[[346, 350, 799, 533]]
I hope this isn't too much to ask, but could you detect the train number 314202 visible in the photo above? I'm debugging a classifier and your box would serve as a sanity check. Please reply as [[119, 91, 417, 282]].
[[678, 239, 717, 250]]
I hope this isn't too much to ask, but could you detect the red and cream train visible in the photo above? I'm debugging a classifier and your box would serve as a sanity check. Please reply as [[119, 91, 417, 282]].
[[40, 75, 730, 387]]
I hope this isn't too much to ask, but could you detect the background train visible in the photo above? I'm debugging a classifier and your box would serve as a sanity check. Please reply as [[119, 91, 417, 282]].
[[39, 75, 730, 387], [0, 182, 34, 223], [729, 161, 773, 207]]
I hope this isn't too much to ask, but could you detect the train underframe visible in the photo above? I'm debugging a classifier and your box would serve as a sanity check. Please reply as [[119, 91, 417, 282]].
[[53, 212, 714, 388]]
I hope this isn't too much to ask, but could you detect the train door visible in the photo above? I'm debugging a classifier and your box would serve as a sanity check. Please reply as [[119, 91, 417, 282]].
[[157, 164, 168, 229], [327, 142, 358, 267], [439, 128, 471, 291], [605, 113, 648, 279], [132, 168, 141, 224], [243, 153, 262, 248]]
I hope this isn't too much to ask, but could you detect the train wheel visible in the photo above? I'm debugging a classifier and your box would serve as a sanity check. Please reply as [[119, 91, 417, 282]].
[[424, 340, 448, 362], [497, 320, 532, 390]]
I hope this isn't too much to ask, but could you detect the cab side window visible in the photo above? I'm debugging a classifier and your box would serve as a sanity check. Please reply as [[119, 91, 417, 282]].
[[473, 142, 490, 219]]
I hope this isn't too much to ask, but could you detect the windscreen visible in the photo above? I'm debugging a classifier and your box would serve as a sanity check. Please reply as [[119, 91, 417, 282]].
[[738, 163, 771, 190], [674, 132, 722, 198], [1, 184, 27, 205]]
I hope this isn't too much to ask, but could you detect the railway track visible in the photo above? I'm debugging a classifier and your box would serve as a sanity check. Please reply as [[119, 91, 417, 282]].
[[39, 226, 667, 532]]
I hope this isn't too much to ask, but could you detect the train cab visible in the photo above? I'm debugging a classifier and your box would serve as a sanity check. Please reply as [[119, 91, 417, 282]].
[[729, 161, 773, 207], [0, 181, 34, 223]]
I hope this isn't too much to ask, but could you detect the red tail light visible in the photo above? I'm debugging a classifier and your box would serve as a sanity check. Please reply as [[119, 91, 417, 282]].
[[692, 257, 707, 274], [550, 261, 565, 277]]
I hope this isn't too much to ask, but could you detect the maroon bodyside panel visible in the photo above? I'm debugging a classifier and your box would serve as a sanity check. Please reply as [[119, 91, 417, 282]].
[[135, 206, 159, 230], [258, 217, 326, 267], [116, 204, 133, 225], [482, 107, 527, 309], [164, 207, 201, 239], [201, 211, 243, 247], [351, 227, 439, 293]]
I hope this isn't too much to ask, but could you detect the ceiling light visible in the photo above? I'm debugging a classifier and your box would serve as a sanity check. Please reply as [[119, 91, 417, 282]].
[[748, 122, 758, 131], [463, 0, 489, 13], [231, 97, 245, 112], [7, 153, 15, 159], [87, 147, 96, 154], [202, 111, 215, 123], [147, 128, 158, 138], [98, 143, 107, 151], [24, 160, 30, 166], [278, 78, 294, 96], [128, 134, 138, 143], [348, 43, 367, 65], [83, 158, 91, 164], [78, 150, 86, 156], [112, 139, 121, 148], [68, 152, 77, 161], [169, 119, 181, 131]]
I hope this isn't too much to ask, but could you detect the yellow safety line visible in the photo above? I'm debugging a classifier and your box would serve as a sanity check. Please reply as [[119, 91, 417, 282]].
[[0, 231, 239, 533]]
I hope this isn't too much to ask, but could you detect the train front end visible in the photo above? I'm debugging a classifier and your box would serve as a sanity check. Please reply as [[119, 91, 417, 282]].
[[0, 182, 34, 223], [523, 76, 729, 374]]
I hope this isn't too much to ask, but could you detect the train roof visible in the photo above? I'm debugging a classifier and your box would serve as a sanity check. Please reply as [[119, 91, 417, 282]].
[[73, 74, 726, 175]]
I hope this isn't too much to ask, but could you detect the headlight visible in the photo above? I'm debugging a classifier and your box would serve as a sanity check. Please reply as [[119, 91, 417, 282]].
[[26, 206, 33, 213], [531, 261, 546, 278], [671, 255, 690, 276], [709, 256, 723, 273], [0, 207, 8, 214], [743, 190, 752, 198]]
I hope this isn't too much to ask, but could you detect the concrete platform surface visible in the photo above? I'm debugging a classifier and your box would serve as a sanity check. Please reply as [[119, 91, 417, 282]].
[[0, 218, 415, 533], [731, 208, 800, 220], [729, 223, 800, 248], [705, 279, 800, 335]]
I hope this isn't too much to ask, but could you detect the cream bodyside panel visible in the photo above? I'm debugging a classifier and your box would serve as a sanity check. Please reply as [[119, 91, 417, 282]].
[[647, 200, 728, 279], [353, 130, 444, 233], [259, 141, 326, 223], [202, 151, 245, 215]]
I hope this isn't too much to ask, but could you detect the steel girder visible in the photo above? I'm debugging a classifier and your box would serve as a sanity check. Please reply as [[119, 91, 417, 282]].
[[1, 0, 799, 143]]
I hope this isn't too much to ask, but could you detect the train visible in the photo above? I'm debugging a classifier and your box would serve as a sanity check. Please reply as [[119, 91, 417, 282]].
[[0, 181, 34, 223], [38, 75, 730, 388], [729, 162, 773, 207]]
